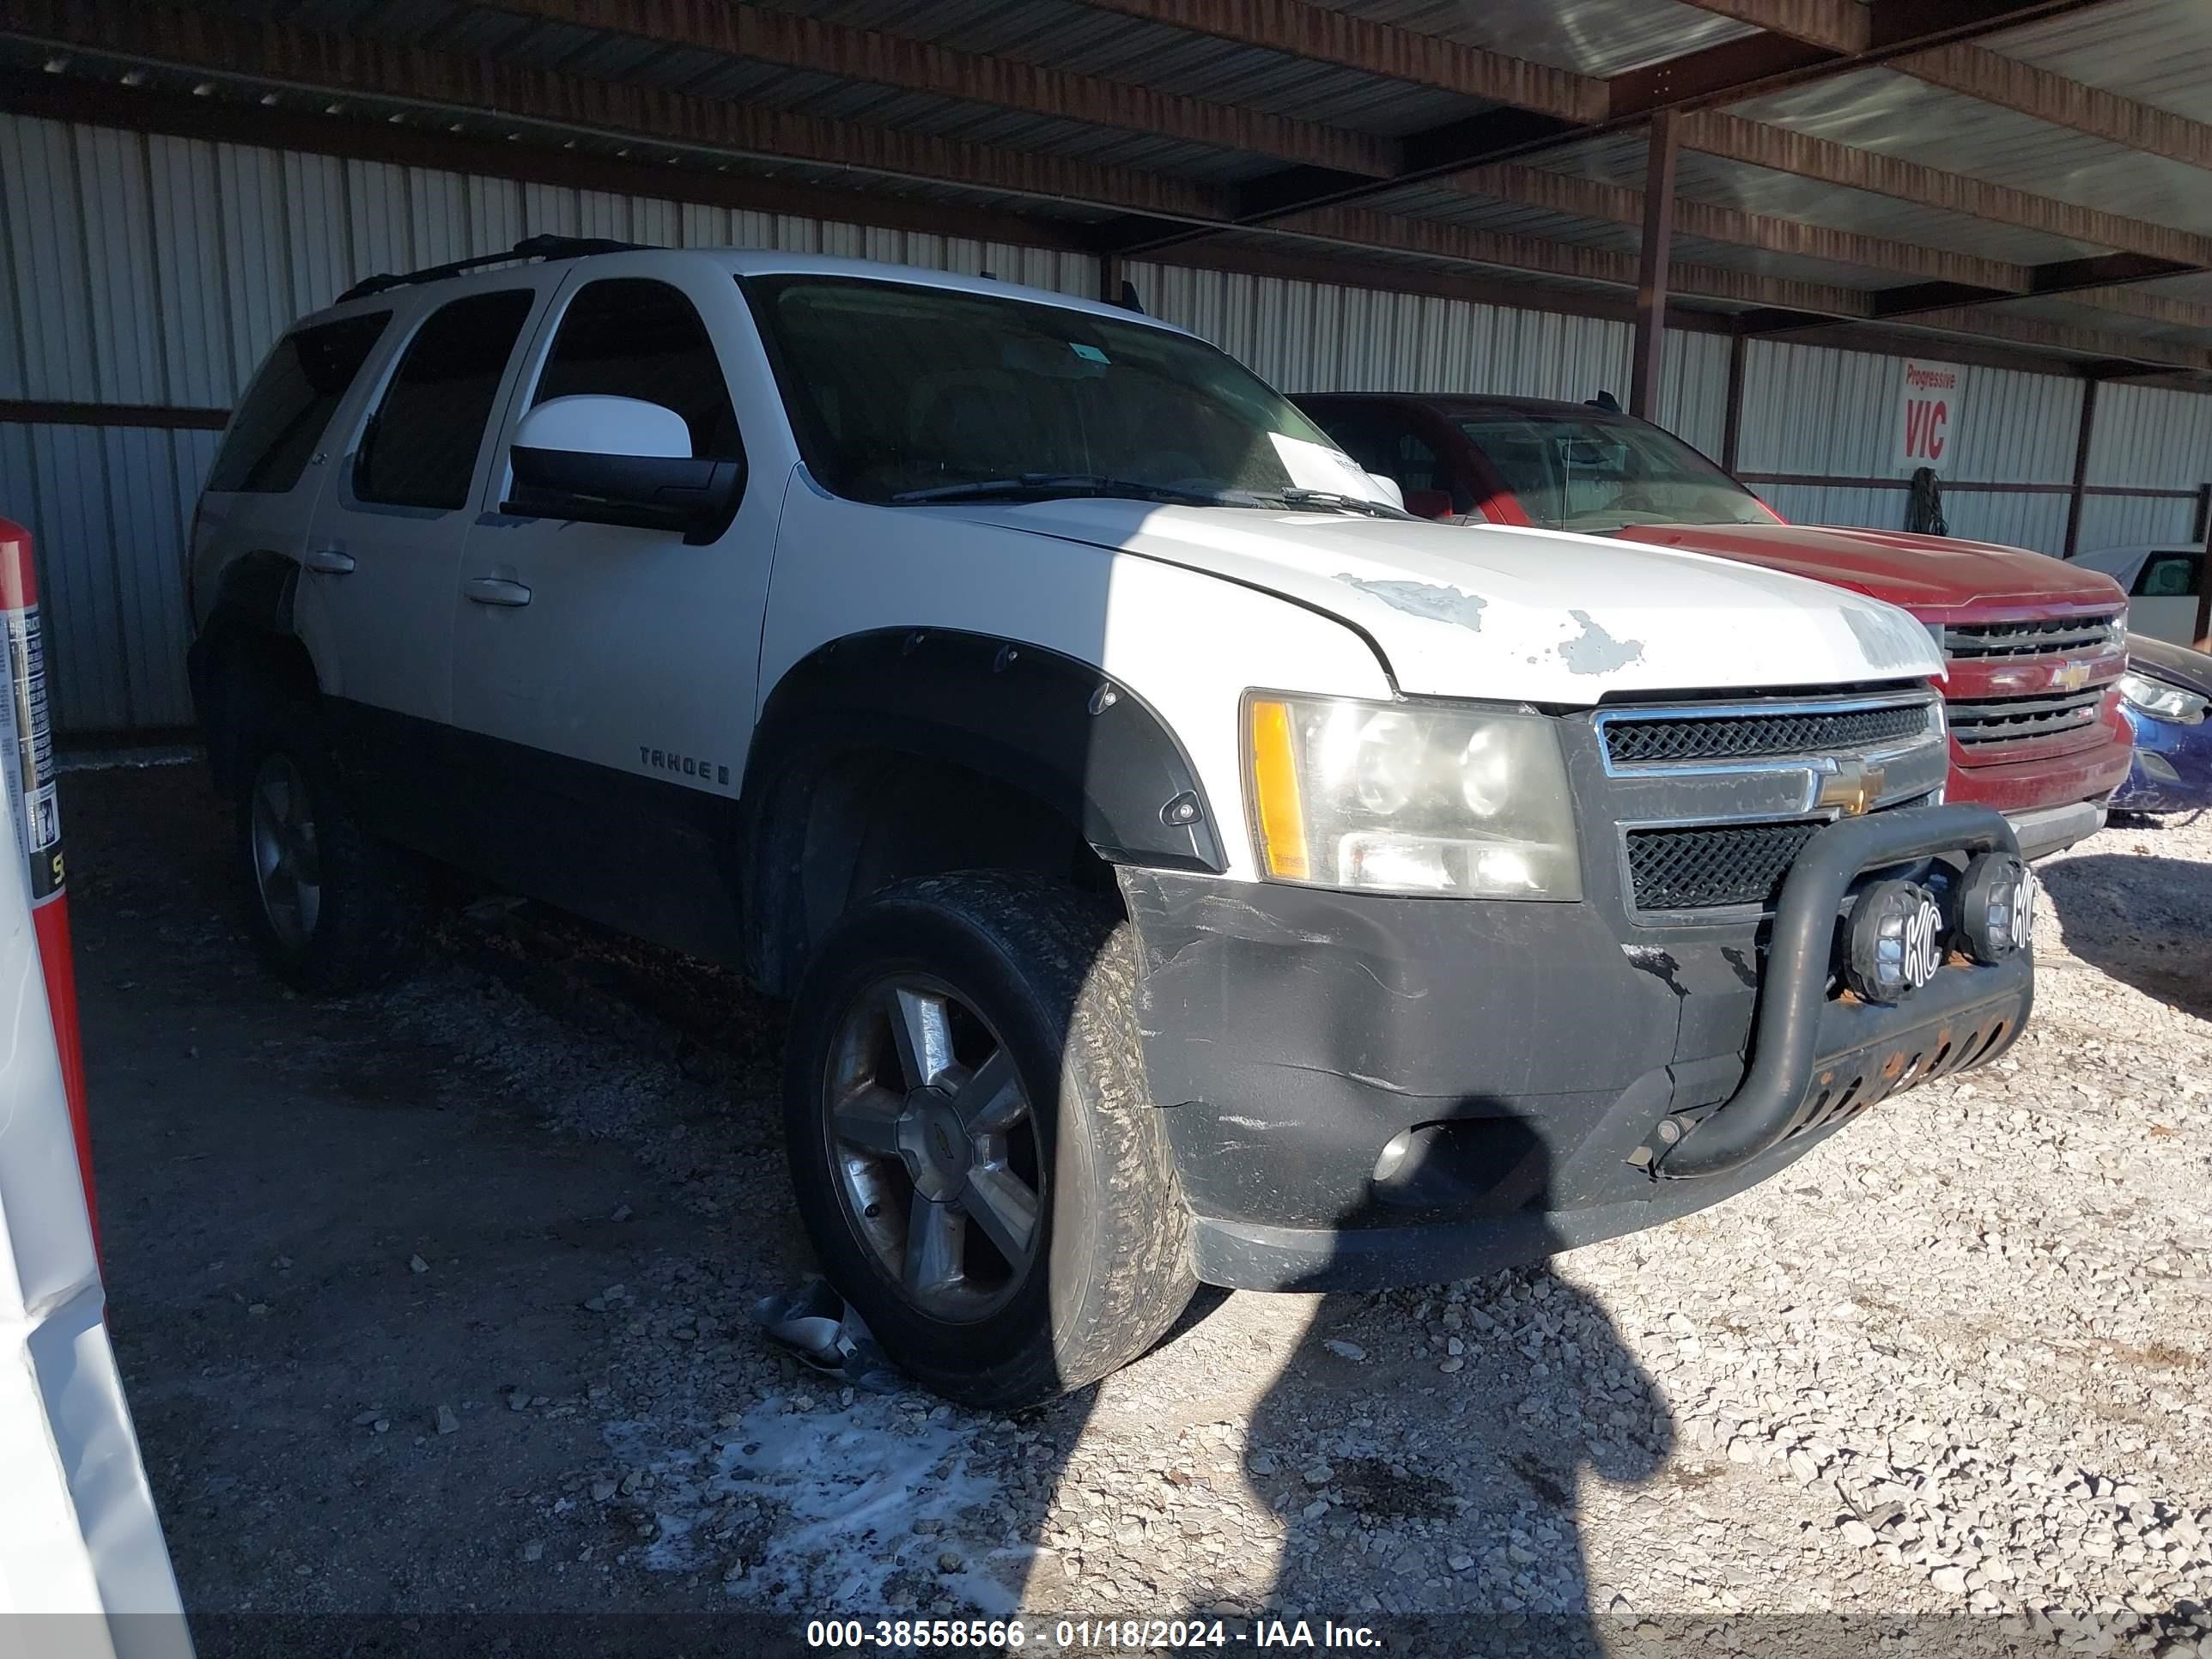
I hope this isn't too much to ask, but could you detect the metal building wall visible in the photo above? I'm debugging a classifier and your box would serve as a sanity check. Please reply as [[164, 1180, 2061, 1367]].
[[2076, 382, 2212, 555], [1131, 258, 1734, 456], [1738, 339, 2084, 554]]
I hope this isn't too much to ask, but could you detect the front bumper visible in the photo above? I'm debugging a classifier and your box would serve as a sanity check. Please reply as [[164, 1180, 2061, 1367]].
[[2000, 799, 2107, 861], [1119, 806, 2032, 1292], [2111, 706, 2212, 813]]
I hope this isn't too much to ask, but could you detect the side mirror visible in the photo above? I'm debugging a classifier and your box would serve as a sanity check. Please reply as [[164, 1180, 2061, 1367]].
[[504, 395, 743, 544], [1404, 489, 1455, 521], [1365, 471, 1407, 510]]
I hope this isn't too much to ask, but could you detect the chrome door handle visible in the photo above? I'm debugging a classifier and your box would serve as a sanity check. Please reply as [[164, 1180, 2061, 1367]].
[[463, 576, 532, 607], [302, 546, 355, 574]]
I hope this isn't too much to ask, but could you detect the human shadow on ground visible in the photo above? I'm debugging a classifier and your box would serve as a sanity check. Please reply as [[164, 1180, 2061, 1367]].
[[1152, 1139, 1677, 1659]]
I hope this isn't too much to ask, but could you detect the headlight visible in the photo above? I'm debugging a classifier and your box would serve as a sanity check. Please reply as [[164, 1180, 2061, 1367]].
[[1244, 694, 1580, 897], [2119, 672, 2208, 725]]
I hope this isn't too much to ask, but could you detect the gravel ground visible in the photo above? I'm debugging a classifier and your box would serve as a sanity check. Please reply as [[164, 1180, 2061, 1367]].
[[67, 763, 2212, 1655]]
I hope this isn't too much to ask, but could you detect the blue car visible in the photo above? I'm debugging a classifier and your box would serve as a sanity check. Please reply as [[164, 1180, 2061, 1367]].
[[2111, 633, 2212, 814]]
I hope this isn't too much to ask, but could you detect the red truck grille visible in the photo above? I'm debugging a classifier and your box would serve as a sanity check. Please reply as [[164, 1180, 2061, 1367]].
[[1936, 611, 2121, 759], [1948, 686, 2106, 747], [1939, 614, 2119, 659]]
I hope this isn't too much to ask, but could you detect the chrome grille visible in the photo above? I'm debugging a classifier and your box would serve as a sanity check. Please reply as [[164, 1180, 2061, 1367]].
[[1626, 820, 1822, 912], [1941, 614, 2119, 660], [1948, 687, 2105, 747], [1603, 702, 1928, 766]]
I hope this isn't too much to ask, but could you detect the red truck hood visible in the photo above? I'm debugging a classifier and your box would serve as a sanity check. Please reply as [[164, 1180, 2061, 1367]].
[[1613, 523, 2125, 618]]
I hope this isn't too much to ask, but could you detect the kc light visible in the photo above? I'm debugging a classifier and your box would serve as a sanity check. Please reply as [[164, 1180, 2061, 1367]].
[[2118, 671, 2207, 725], [1244, 694, 1580, 897], [1842, 878, 1946, 1004], [1956, 852, 2036, 963]]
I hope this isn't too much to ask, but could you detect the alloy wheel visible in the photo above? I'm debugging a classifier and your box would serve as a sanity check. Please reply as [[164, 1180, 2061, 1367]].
[[823, 975, 1044, 1322], [249, 753, 323, 953]]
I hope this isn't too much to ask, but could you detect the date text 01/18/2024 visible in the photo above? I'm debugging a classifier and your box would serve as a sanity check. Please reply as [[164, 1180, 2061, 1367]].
[[804, 1618, 1382, 1650]]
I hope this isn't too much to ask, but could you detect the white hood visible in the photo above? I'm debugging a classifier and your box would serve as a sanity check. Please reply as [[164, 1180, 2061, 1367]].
[[946, 501, 1942, 703]]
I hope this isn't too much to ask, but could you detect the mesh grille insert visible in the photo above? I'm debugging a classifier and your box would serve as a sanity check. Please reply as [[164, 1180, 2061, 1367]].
[[1604, 703, 1928, 766], [1626, 819, 1823, 911]]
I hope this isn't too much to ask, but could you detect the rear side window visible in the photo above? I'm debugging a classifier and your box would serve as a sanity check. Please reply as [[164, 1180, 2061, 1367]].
[[207, 312, 391, 494], [356, 289, 536, 511], [2136, 552, 2201, 597], [531, 278, 740, 459]]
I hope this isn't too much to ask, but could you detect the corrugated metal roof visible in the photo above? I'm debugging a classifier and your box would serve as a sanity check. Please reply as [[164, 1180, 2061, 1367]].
[[1534, 134, 2109, 265], [1306, 0, 1761, 76], [742, 0, 1487, 134], [1734, 69, 2212, 239], [1980, 0, 2212, 125]]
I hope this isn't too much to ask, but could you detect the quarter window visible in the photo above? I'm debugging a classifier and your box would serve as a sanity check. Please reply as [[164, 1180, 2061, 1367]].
[[532, 279, 740, 460], [355, 289, 536, 511], [207, 312, 391, 494], [2136, 553, 2201, 598]]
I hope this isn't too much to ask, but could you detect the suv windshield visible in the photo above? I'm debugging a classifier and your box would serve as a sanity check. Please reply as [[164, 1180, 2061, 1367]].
[[1459, 415, 1771, 532], [745, 275, 1388, 509]]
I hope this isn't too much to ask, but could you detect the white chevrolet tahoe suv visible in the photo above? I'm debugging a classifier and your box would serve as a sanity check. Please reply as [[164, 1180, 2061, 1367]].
[[189, 237, 2037, 1407]]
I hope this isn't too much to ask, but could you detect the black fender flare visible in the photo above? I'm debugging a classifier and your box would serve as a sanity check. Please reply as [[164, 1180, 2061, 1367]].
[[740, 628, 1227, 982], [187, 553, 315, 789]]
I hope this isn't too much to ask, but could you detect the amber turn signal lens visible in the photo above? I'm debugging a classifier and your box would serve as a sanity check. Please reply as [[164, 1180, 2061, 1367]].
[[1247, 697, 1310, 880]]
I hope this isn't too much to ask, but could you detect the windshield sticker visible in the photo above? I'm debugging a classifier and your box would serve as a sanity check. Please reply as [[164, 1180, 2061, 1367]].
[[1270, 432, 1387, 501], [1070, 343, 1110, 364]]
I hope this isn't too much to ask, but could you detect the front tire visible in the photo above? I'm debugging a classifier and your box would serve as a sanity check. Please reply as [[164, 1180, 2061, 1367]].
[[232, 702, 422, 994], [782, 872, 1195, 1407]]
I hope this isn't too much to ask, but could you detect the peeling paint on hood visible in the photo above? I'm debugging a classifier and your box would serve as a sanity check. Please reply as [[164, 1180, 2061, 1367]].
[[1339, 574, 1486, 631], [944, 501, 1945, 703], [1558, 610, 1644, 676]]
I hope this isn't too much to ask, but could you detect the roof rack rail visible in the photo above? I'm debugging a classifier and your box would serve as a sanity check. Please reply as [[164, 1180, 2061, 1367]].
[[335, 234, 650, 305]]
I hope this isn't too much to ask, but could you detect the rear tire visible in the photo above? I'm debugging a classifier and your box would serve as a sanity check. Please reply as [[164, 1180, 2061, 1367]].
[[232, 701, 422, 994], [782, 872, 1195, 1407]]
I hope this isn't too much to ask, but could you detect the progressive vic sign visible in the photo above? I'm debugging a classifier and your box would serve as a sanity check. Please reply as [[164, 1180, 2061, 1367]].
[[1898, 359, 1963, 471]]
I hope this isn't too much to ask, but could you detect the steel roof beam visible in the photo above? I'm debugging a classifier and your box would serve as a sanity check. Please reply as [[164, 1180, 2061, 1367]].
[[1664, 2, 1869, 55], [1893, 42, 2212, 172], [1063, 0, 1607, 122], [1267, 208, 2212, 369], [1440, 163, 2035, 292], [1092, 0, 2119, 255], [1269, 206, 1879, 317], [1680, 109, 2212, 270], [1, 0, 1231, 227], [477, 0, 1398, 178]]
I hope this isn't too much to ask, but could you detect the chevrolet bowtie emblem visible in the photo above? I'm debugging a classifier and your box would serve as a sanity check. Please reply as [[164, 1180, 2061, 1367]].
[[1816, 759, 1886, 817], [2053, 660, 2093, 692]]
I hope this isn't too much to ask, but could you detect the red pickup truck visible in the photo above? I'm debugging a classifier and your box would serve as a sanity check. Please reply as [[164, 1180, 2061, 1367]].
[[1297, 392, 2132, 860]]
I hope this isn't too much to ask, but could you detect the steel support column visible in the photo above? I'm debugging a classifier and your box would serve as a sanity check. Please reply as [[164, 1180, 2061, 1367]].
[[1721, 324, 1749, 471], [1630, 112, 1681, 422], [2062, 374, 2099, 557], [2196, 491, 2212, 651]]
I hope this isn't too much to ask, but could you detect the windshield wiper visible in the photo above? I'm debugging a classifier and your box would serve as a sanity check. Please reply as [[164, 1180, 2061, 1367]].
[[1266, 489, 1413, 521], [890, 473, 1246, 507]]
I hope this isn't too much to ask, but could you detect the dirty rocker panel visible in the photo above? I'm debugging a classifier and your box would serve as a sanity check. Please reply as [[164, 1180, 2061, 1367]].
[[319, 697, 752, 965]]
